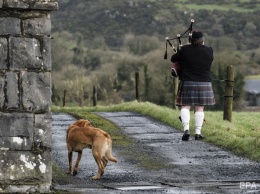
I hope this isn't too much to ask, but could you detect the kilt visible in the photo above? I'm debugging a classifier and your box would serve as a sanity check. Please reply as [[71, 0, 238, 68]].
[[176, 81, 215, 106]]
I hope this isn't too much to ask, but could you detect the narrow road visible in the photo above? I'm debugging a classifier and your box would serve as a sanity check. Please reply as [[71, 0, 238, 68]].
[[52, 112, 260, 194]]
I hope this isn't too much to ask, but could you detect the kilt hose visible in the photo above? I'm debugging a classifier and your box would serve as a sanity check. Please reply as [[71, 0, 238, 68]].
[[176, 81, 215, 106]]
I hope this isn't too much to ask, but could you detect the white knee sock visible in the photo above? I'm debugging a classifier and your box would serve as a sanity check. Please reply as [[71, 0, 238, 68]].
[[195, 111, 204, 135], [180, 108, 190, 131]]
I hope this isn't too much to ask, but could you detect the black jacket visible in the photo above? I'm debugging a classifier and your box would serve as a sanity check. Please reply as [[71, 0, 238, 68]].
[[171, 44, 213, 82]]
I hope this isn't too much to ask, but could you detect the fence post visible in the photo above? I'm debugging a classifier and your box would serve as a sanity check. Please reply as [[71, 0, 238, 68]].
[[63, 89, 66, 107], [135, 72, 140, 102], [93, 86, 97, 106], [223, 65, 234, 122], [173, 77, 179, 109]]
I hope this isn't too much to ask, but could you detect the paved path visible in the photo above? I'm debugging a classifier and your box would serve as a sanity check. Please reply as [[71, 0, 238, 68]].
[[52, 112, 260, 194]]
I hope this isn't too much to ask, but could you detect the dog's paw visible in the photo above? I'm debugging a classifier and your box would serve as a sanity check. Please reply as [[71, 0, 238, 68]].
[[66, 170, 71, 174], [73, 171, 78, 176], [92, 175, 100, 180]]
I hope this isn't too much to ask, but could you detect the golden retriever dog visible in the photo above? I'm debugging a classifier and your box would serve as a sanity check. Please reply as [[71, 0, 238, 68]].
[[66, 119, 117, 179]]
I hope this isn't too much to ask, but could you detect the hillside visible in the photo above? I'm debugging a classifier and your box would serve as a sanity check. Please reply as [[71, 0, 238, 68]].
[[51, 0, 260, 109], [52, 0, 260, 48]]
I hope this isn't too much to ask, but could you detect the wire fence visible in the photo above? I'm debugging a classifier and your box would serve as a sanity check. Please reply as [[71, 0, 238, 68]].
[[59, 66, 235, 122]]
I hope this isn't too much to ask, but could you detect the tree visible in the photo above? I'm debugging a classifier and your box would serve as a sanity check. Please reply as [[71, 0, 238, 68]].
[[144, 65, 152, 101], [233, 71, 245, 110]]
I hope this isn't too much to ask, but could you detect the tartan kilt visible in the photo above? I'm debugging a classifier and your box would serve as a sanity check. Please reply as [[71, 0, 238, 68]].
[[176, 81, 215, 106]]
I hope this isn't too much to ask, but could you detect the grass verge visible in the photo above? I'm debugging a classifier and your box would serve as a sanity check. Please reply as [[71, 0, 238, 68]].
[[52, 101, 260, 162], [54, 107, 169, 170]]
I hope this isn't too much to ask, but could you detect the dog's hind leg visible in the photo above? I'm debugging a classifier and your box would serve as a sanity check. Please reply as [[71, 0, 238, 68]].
[[92, 152, 105, 180], [66, 151, 73, 174], [102, 157, 108, 169], [73, 150, 82, 176]]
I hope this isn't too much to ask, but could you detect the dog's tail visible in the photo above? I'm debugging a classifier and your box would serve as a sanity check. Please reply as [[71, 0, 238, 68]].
[[106, 149, 117, 163], [106, 138, 118, 163]]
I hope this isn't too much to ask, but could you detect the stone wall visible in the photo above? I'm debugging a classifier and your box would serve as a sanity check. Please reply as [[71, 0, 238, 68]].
[[0, 0, 57, 193]]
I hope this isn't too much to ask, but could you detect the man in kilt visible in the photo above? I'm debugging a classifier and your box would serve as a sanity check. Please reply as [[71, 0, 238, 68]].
[[171, 30, 215, 141]]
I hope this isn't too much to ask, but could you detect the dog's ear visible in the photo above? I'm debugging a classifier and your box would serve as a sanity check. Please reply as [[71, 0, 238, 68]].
[[86, 121, 93, 127]]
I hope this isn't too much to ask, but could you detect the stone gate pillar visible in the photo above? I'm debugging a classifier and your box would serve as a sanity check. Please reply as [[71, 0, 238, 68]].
[[0, 0, 58, 193]]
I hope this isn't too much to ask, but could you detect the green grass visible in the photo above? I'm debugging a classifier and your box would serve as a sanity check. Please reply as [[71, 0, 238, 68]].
[[246, 74, 260, 80], [54, 104, 169, 169], [175, 3, 256, 12], [52, 101, 260, 162], [51, 163, 75, 193]]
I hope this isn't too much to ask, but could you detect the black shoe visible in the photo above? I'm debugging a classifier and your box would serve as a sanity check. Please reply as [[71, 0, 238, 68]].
[[182, 130, 190, 141], [195, 134, 204, 140]]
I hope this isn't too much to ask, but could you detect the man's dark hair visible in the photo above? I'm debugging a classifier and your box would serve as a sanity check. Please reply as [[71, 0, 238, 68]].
[[191, 37, 204, 45]]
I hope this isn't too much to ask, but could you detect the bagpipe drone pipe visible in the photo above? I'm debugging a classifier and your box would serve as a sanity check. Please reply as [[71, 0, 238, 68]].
[[164, 19, 194, 77]]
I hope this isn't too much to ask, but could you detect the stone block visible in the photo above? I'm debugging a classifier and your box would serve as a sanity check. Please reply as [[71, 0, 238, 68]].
[[0, 74, 5, 109], [33, 1, 58, 10], [4, 0, 30, 9], [23, 17, 51, 36], [9, 37, 42, 70], [21, 72, 51, 112], [0, 17, 21, 36], [0, 112, 34, 138], [0, 150, 52, 192], [34, 113, 52, 149], [0, 38, 8, 69], [6, 72, 19, 109], [42, 37, 52, 70], [4, 0, 58, 10]]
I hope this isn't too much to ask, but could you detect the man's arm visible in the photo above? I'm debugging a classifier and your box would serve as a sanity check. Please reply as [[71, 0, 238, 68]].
[[171, 51, 181, 63]]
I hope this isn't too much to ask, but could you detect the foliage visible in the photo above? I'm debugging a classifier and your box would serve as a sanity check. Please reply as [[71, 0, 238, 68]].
[[211, 62, 246, 111], [126, 35, 160, 55], [53, 0, 260, 48], [52, 101, 260, 162], [51, 0, 260, 110], [144, 64, 152, 101]]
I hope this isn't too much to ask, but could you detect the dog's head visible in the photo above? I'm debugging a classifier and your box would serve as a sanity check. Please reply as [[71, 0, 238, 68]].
[[71, 119, 93, 127]]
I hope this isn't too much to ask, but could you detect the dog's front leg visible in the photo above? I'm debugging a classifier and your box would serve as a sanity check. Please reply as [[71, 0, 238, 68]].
[[66, 151, 73, 174], [73, 151, 82, 176]]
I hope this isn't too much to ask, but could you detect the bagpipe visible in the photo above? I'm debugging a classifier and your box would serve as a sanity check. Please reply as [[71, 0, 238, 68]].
[[164, 19, 194, 77]]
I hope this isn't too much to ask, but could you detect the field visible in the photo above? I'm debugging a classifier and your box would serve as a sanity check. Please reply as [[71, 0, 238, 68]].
[[173, 0, 259, 12], [143, 0, 260, 12], [52, 101, 260, 162], [246, 74, 260, 80], [175, 3, 256, 12]]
